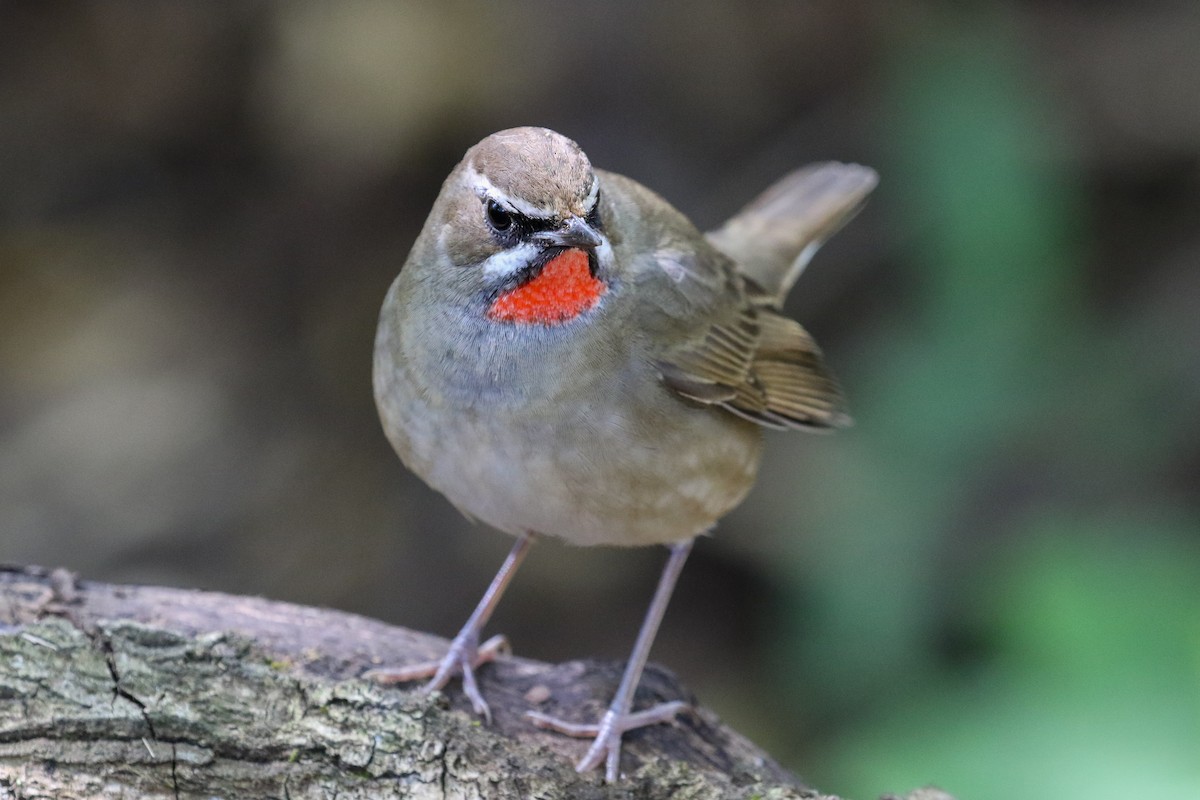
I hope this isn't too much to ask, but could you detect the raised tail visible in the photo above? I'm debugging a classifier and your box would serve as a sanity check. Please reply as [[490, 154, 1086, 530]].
[[707, 162, 878, 304]]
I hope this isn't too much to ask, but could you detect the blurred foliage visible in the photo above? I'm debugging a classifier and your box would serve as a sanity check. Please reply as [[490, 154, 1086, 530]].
[[825, 519, 1200, 800], [769, 15, 1200, 800]]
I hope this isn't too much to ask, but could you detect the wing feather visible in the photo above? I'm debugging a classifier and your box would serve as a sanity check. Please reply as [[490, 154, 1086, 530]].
[[656, 294, 848, 431], [602, 168, 853, 431]]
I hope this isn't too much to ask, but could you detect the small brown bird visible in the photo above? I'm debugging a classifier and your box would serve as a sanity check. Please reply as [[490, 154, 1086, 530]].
[[370, 127, 876, 781]]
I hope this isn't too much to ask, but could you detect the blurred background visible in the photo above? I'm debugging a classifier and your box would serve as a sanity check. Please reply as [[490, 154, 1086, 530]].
[[2, 2, 1198, 798]]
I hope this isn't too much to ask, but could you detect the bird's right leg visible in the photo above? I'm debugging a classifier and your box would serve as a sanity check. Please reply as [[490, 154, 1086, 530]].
[[364, 531, 536, 722]]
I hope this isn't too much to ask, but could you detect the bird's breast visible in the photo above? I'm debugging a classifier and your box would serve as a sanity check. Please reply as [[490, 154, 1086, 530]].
[[375, 290, 762, 546]]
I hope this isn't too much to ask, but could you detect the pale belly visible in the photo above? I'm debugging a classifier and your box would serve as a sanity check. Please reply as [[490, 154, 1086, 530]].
[[379, 363, 763, 547]]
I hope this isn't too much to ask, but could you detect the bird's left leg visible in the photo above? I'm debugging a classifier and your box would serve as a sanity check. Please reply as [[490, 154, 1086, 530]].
[[528, 537, 693, 782]]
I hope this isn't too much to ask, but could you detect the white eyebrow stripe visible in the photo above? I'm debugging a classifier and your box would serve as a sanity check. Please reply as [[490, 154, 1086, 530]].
[[480, 241, 539, 280], [463, 165, 554, 219]]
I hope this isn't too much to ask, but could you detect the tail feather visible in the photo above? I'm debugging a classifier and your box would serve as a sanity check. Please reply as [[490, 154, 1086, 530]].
[[707, 162, 878, 304]]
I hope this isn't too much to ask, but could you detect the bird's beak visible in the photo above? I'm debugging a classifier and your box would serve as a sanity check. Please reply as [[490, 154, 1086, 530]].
[[534, 216, 602, 250]]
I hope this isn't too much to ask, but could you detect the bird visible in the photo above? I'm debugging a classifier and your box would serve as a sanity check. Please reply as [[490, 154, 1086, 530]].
[[368, 126, 877, 782]]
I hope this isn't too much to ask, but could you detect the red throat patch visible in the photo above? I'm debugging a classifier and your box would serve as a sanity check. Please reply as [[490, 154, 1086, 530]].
[[487, 248, 606, 325]]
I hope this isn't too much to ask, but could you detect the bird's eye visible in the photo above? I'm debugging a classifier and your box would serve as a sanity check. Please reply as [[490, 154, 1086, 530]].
[[486, 200, 514, 232]]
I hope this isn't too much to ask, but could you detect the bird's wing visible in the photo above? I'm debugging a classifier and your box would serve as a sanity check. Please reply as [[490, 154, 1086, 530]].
[[706, 162, 877, 304], [600, 169, 850, 431], [640, 242, 849, 431]]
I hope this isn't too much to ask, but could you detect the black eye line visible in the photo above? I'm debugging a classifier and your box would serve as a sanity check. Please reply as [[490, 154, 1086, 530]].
[[484, 197, 560, 244]]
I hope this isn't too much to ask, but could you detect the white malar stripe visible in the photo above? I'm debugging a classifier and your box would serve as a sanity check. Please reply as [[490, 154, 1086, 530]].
[[594, 237, 614, 274], [462, 164, 554, 219], [481, 241, 539, 280], [484, 236, 611, 282]]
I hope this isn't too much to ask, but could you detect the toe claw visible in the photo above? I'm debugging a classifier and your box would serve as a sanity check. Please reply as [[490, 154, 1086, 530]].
[[361, 660, 441, 685], [529, 701, 691, 783], [363, 630, 515, 722], [460, 660, 491, 721], [526, 711, 601, 738]]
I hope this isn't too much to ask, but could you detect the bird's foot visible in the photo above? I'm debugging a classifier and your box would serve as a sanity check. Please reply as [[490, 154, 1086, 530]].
[[527, 700, 690, 782], [364, 631, 510, 721]]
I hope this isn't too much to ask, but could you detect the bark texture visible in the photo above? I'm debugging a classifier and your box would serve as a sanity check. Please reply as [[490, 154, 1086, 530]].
[[0, 565, 951, 800]]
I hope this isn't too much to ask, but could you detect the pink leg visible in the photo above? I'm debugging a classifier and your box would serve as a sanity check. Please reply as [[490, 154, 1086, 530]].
[[365, 531, 535, 722], [528, 538, 694, 782]]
